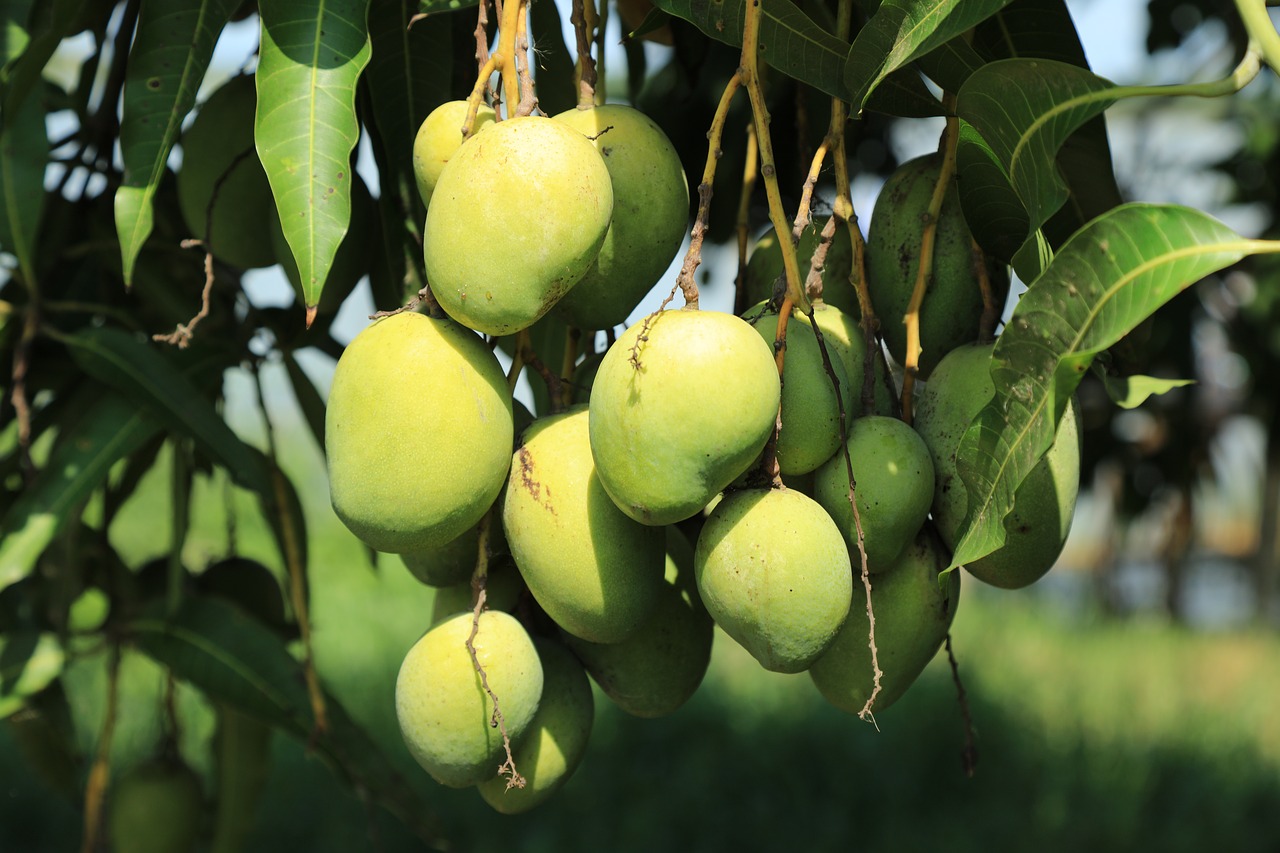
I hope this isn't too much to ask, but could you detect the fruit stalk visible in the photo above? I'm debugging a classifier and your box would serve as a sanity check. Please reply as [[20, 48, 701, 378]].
[[570, 0, 599, 107], [733, 123, 759, 316], [945, 633, 979, 777]]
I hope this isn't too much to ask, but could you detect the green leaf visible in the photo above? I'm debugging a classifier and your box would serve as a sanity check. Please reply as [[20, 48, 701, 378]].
[[130, 596, 447, 847], [281, 351, 327, 454], [257, 457, 309, 603], [948, 204, 1280, 572], [843, 0, 1016, 113], [416, 0, 475, 12], [61, 326, 272, 495], [256, 0, 372, 315], [0, 0, 36, 75], [0, 0, 89, 116], [114, 0, 240, 287], [0, 392, 158, 592], [0, 631, 63, 718], [1098, 372, 1195, 409], [0, 80, 45, 285], [650, 0, 850, 101], [530, 0, 575, 116]]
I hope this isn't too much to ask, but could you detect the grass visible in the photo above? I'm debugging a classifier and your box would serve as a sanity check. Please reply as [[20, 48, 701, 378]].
[[3, 425, 1280, 851]]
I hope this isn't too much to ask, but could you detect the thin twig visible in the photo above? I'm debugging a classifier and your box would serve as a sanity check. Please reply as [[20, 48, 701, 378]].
[[514, 1, 538, 116], [945, 632, 978, 777], [10, 302, 38, 481], [973, 236, 1000, 341], [733, 123, 759, 316], [570, 0, 599, 107]]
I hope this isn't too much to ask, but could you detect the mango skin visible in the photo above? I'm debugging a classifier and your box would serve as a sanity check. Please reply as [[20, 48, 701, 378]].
[[504, 407, 664, 643], [814, 415, 935, 573], [177, 74, 276, 269], [810, 528, 960, 714], [695, 488, 852, 673], [477, 639, 593, 814], [913, 342, 1081, 589], [865, 155, 1010, 377], [552, 105, 689, 331], [424, 116, 614, 335], [807, 302, 896, 417], [744, 301, 852, 476], [107, 756, 205, 853], [589, 309, 781, 525], [326, 312, 513, 553], [412, 100, 496, 207], [562, 527, 713, 717], [745, 217, 857, 317], [395, 611, 543, 788]]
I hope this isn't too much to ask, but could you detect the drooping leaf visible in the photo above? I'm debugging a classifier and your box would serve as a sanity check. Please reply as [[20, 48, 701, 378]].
[[129, 596, 447, 847], [114, 0, 240, 287], [257, 456, 309, 606], [0, 631, 64, 718], [0, 0, 90, 117], [947, 204, 1280, 572], [864, 67, 943, 117], [0, 80, 46, 285], [1098, 372, 1195, 409], [61, 326, 271, 495], [530, 0, 575, 116], [281, 350, 327, 454], [650, 0, 851, 101], [256, 0, 372, 314], [0, 392, 158, 592], [843, 0, 1016, 113]]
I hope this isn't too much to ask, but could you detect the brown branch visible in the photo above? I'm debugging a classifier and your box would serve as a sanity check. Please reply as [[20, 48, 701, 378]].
[[733, 122, 759, 316], [946, 632, 978, 777], [153, 240, 215, 347], [10, 301, 38, 481], [974, 236, 1000, 342], [570, 0, 599, 107], [514, 0, 538, 117]]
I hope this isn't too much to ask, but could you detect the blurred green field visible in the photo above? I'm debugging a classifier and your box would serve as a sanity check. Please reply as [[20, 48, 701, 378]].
[[3, 427, 1280, 852]]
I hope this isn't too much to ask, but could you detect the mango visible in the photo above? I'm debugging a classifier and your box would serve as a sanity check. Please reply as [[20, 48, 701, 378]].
[[745, 217, 857, 317], [326, 312, 512, 553], [412, 100, 496, 207], [107, 756, 205, 853]]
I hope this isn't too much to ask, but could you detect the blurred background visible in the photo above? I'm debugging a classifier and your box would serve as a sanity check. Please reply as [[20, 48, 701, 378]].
[[4, 0, 1280, 850]]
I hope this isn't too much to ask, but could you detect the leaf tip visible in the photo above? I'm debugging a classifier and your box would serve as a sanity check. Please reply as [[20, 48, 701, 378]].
[[304, 305, 318, 329]]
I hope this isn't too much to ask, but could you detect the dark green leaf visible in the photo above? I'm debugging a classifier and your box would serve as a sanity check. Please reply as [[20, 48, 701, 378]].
[[130, 596, 447, 847], [948, 204, 1280, 571], [114, 0, 240, 286], [256, 0, 373, 313], [0, 0, 90, 117], [1098, 372, 1195, 409], [843, 0, 1016, 113], [623, 5, 672, 43], [61, 326, 272, 495], [0, 0, 36, 75], [281, 351, 327, 454], [0, 81, 46, 285], [257, 457, 309, 603], [530, 0, 575, 116], [651, 0, 850, 101], [864, 67, 943, 117], [0, 631, 63, 718], [0, 392, 157, 591], [417, 0, 475, 12]]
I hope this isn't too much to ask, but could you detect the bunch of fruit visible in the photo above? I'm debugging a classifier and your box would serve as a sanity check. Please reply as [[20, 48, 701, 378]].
[[324, 102, 1081, 812]]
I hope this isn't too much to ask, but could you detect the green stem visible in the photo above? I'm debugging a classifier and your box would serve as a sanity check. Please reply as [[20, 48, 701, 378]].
[[1111, 43, 1261, 99], [1235, 0, 1280, 71]]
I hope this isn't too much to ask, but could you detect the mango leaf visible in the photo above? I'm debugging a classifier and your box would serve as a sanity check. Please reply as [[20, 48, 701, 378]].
[[843, 0, 1016, 113], [256, 0, 372, 316], [0, 0, 89, 116], [0, 80, 45, 285], [129, 596, 447, 848], [947, 204, 1280, 572], [114, 0, 240, 286], [0, 631, 63, 718], [955, 58, 1117, 279], [530, 0, 575, 116], [257, 456, 309, 609], [0, 0, 36, 75], [416, 0, 474, 12], [1098, 372, 1195, 409], [61, 326, 271, 495], [0, 391, 158, 592], [650, 0, 850, 101], [281, 350, 327, 454]]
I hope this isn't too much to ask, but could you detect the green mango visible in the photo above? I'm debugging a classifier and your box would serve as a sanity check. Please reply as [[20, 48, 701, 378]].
[[743, 301, 852, 476], [107, 755, 205, 853], [589, 309, 781, 525], [553, 104, 689, 331], [814, 415, 934, 573], [913, 342, 1081, 589], [400, 518, 511, 589], [503, 407, 664, 643], [326, 313, 513, 553], [865, 155, 1009, 377], [429, 557, 525, 626], [395, 610, 543, 788], [424, 116, 613, 335], [695, 487, 851, 673], [805, 302, 896, 417], [809, 528, 960, 714], [477, 639, 593, 814], [744, 217, 857, 317], [412, 100, 496, 207]]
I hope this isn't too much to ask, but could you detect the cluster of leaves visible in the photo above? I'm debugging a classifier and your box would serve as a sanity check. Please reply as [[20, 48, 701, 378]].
[[1, 0, 1279, 845]]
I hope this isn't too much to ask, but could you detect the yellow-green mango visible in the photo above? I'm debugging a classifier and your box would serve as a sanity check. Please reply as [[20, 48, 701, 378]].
[[913, 342, 1080, 589], [562, 527, 713, 717], [326, 313, 512, 553], [477, 639, 593, 813], [412, 100, 496, 207], [695, 487, 852, 673], [552, 104, 689, 331], [589, 309, 781, 525], [865, 155, 1009, 377], [744, 300, 852, 475], [176, 74, 277, 269], [503, 407, 664, 643], [424, 116, 613, 335], [806, 302, 896, 417], [809, 528, 960, 714], [395, 611, 543, 788], [745, 217, 857, 316], [107, 756, 205, 853], [814, 415, 934, 573]]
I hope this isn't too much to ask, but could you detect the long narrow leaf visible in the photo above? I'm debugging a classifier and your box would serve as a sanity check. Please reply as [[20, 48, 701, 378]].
[[0, 80, 45, 285], [256, 0, 372, 315], [948, 204, 1280, 571], [114, 0, 240, 286], [0, 631, 64, 718]]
